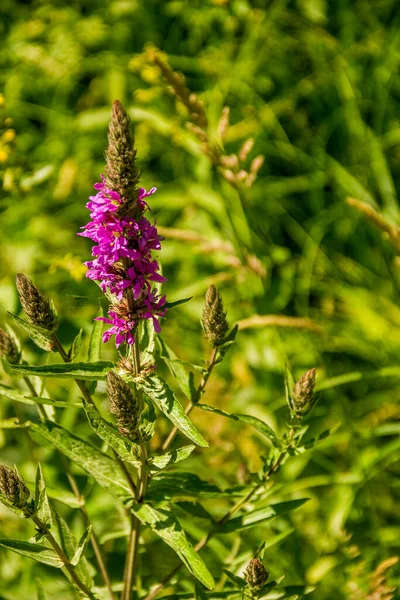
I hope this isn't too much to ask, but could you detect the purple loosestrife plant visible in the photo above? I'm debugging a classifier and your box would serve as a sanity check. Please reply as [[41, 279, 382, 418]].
[[0, 98, 326, 600]]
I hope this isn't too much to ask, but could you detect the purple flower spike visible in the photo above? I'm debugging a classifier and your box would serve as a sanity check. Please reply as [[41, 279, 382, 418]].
[[79, 177, 167, 347]]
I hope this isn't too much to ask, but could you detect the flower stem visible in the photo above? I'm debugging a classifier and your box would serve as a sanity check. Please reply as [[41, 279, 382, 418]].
[[144, 429, 295, 600], [122, 333, 147, 600], [162, 346, 218, 451], [30, 512, 97, 599]]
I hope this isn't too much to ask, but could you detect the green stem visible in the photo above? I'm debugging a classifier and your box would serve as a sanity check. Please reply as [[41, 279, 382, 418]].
[[122, 333, 147, 600], [30, 512, 96, 599], [144, 429, 295, 600], [162, 345, 218, 451]]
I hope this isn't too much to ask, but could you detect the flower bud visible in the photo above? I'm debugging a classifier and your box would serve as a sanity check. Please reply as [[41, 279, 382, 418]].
[[202, 285, 229, 347], [107, 371, 140, 439], [16, 273, 58, 332], [105, 100, 141, 215], [244, 558, 269, 592], [0, 328, 21, 364], [0, 465, 31, 515], [292, 368, 317, 416]]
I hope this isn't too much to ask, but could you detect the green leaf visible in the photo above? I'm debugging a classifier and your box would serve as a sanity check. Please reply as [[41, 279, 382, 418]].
[[71, 525, 92, 567], [222, 499, 309, 533], [30, 421, 131, 497], [149, 445, 196, 473], [303, 425, 340, 450], [88, 308, 103, 362], [165, 296, 192, 310], [0, 539, 63, 567], [174, 501, 215, 522], [4, 361, 113, 381], [137, 375, 208, 447], [39, 484, 83, 508], [83, 401, 141, 467], [258, 577, 284, 596], [51, 508, 92, 588], [0, 384, 81, 407], [69, 329, 83, 361], [8, 313, 55, 352], [130, 503, 214, 590], [223, 569, 246, 590], [284, 364, 295, 412], [140, 318, 156, 363], [139, 398, 156, 442], [34, 463, 52, 528], [148, 472, 241, 501], [158, 337, 193, 399], [197, 404, 279, 446], [218, 324, 239, 360]]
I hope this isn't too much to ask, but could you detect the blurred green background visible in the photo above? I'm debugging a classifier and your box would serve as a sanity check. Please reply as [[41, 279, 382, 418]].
[[1, 0, 400, 598]]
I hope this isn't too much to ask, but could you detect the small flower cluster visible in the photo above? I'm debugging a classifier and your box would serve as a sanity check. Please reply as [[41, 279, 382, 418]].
[[79, 176, 166, 347]]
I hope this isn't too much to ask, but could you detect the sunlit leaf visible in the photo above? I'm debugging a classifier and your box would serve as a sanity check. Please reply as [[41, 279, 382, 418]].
[[30, 421, 131, 497], [4, 361, 113, 381], [137, 375, 208, 447], [130, 503, 214, 590], [0, 539, 63, 568]]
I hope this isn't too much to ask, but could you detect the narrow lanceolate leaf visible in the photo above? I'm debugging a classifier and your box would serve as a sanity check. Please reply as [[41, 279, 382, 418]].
[[130, 503, 214, 590], [0, 539, 63, 567], [52, 508, 92, 588], [223, 569, 246, 590], [30, 421, 131, 497], [140, 318, 156, 364], [284, 364, 295, 412], [88, 308, 103, 362], [165, 296, 192, 310], [4, 361, 113, 381], [139, 399, 156, 442], [71, 525, 92, 566], [83, 401, 141, 467], [149, 445, 196, 473], [158, 337, 193, 399], [8, 313, 55, 352], [137, 375, 208, 447], [0, 384, 81, 408], [147, 472, 239, 502], [69, 329, 83, 361], [302, 425, 340, 450], [34, 464, 52, 528], [197, 404, 279, 446], [221, 499, 309, 533]]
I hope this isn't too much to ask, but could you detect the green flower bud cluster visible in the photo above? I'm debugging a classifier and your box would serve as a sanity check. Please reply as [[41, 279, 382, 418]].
[[202, 284, 229, 347], [107, 371, 140, 440]]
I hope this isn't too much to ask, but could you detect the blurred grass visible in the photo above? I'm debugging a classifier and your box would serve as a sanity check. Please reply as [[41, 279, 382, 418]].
[[1, 0, 400, 598]]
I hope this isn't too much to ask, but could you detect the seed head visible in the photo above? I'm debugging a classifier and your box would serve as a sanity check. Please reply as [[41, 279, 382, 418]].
[[292, 368, 317, 416], [105, 100, 141, 216], [107, 371, 140, 439], [16, 273, 58, 332], [202, 285, 229, 347], [244, 558, 269, 592], [0, 465, 31, 515], [0, 328, 21, 364]]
